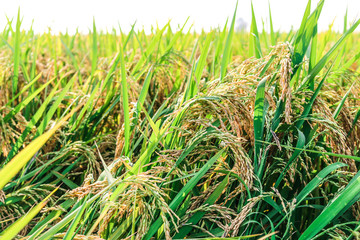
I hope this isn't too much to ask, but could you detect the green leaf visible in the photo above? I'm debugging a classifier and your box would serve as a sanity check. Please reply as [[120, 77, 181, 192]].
[[220, 1, 237, 80], [269, 2, 276, 46], [133, 67, 153, 128], [296, 162, 347, 206], [0, 106, 81, 190], [144, 149, 225, 240], [28, 199, 75, 239], [91, 18, 97, 79], [0, 188, 58, 239], [6, 77, 62, 161], [86, 120, 173, 235], [253, 77, 267, 172], [332, 83, 353, 120], [257, 140, 360, 162], [3, 74, 51, 123], [299, 163, 360, 240], [275, 130, 305, 188], [60, 37, 82, 85], [301, 18, 360, 88], [12, 7, 21, 97], [295, 61, 334, 129], [249, 2, 262, 58], [63, 196, 89, 240], [344, 7, 348, 33], [308, 25, 318, 90], [119, 39, 130, 156], [192, 31, 213, 95], [4, 73, 41, 108], [35, 75, 77, 137], [71, 81, 101, 131], [131, 24, 167, 75], [291, 0, 313, 71], [267, 162, 347, 231], [174, 174, 229, 238], [348, 107, 360, 136]]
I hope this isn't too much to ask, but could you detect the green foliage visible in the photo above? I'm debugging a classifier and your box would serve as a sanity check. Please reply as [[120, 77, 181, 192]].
[[1, 1, 360, 239]]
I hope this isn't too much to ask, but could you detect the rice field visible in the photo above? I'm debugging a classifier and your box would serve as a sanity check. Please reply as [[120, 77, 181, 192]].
[[1, 0, 360, 239]]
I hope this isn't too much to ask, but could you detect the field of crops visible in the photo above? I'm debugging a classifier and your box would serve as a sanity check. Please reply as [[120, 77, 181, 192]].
[[1, 0, 360, 239]]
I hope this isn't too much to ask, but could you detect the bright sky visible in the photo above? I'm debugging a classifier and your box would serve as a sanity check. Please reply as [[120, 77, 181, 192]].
[[0, 0, 359, 34]]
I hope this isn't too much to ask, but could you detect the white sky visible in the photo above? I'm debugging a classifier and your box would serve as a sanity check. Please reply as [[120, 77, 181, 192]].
[[0, 0, 359, 34]]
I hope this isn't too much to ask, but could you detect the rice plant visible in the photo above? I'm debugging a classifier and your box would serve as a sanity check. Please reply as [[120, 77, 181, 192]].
[[1, 0, 360, 239]]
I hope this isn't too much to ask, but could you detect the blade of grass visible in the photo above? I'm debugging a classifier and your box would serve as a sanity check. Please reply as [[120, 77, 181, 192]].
[[269, 2, 276, 46], [144, 149, 226, 240], [132, 67, 153, 130], [63, 196, 89, 240], [119, 39, 130, 156], [36, 177, 126, 240], [91, 17, 97, 79], [35, 74, 76, 137], [249, 2, 262, 58], [60, 37, 82, 85], [174, 174, 230, 238], [275, 130, 305, 188], [268, 162, 347, 230], [0, 187, 58, 239], [86, 120, 173, 235], [296, 162, 347, 205], [27, 199, 76, 239], [3, 76, 54, 123], [220, 1, 237, 81], [291, 0, 312, 72], [254, 77, 267, 173], [332, 83, 353, 120], [348, 107, 360, 136], [299, 165, 360, 240], [300, 18, 360, 88], [12, 7, 21, 97], [308, 24, 318, 91], [0, 105, 82, 190], [4, 73, 41, 108], [295, 61, 334, 129], [257, 140, 360, 162], [5, 77, 62, 161]]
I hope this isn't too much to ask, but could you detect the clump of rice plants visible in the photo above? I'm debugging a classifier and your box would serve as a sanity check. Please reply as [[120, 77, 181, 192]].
[[1, 0, 360, 239]]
